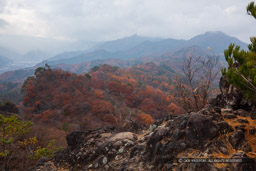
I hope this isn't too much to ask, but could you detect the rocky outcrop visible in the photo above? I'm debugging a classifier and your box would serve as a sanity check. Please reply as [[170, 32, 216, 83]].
[[210, 76, 256, 122], [34, 103, 256, 171], [211, 77, 255, 112]]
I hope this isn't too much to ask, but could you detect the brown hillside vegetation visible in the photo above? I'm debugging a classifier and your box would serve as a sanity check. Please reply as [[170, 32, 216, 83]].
[[21, 64, 182, 132]]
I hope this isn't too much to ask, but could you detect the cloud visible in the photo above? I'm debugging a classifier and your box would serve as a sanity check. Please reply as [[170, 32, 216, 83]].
[[0, 0, 6, 11], [0, 19, 7, 27], [0, 0, 255, 42]]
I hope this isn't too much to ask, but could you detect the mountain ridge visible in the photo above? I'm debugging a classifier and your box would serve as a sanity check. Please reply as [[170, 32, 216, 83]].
[[44, 31, 247, 65], [0, 31, 248, 81]]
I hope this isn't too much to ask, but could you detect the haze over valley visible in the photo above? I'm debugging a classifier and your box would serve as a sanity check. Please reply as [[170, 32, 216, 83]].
[[0, 31, 248, 75]]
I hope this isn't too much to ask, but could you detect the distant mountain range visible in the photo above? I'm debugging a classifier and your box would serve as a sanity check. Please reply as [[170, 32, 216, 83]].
[[46, 35, 162, 62], [44, 31, 247, 66], [0, 31, 248, 82]]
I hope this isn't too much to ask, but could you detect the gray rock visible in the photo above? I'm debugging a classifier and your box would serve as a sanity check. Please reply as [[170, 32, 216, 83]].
[[102, 157, 108, 165], [118, 148, 124, 154], [108, 132, 137, 142], [149, 124, 157, 132]]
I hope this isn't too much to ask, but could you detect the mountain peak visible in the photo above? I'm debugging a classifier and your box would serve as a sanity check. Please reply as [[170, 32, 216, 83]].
[[204, 31, 226, 35], [188, 31, 248, 54]]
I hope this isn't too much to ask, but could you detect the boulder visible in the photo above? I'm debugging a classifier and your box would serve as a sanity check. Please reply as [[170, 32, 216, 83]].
[[108, 132, 137, 142], [185, 113, 219, 148]]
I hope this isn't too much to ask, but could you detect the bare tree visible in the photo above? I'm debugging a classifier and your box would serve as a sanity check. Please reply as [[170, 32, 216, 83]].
[[199, 55, 220, 105], [173, 55, 220, 112]]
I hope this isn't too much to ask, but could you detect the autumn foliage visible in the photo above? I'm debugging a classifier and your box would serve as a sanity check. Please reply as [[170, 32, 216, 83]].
[[21, 64, 183, 134]]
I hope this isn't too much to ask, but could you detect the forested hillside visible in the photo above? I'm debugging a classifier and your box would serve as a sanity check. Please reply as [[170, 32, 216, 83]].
[[21, 64, 181, 131]]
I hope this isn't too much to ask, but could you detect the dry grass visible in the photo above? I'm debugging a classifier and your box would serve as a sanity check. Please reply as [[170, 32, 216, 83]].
[[187, 112, 256, 168], [211, 113, 256, 167]]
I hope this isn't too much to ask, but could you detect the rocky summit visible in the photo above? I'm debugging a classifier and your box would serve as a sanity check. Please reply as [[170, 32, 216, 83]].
[[34, 77, 256, 171]]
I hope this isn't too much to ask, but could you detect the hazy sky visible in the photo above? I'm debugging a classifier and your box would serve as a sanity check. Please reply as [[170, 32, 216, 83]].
[[0, 0, 255, 42]]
